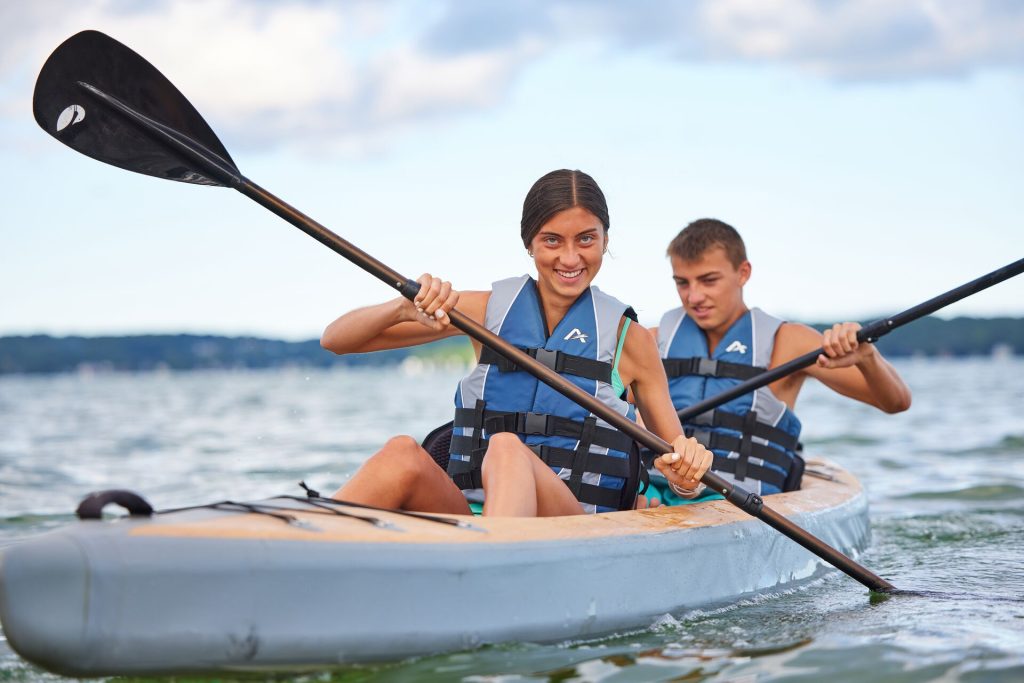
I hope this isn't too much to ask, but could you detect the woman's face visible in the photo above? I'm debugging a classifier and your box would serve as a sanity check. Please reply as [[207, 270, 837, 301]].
[[528, 206, 607, 304]]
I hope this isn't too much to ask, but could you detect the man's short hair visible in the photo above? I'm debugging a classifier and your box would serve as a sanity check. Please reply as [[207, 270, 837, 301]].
[[666, 218, 747, 268]]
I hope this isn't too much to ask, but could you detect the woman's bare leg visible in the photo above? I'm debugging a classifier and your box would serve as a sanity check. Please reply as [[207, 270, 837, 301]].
[[332, 435, 471, 514], [480, 433, 583, 517]]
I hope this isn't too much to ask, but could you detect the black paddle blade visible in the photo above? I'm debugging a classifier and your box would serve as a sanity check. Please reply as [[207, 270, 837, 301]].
[[33, 30, 238, 186]]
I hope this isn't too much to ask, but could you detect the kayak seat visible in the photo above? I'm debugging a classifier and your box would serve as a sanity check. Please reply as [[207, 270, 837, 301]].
[[421, 421, 454, 471]]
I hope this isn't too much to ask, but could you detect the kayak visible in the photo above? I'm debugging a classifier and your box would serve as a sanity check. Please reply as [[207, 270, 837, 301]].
[[0, 459, 869, 676]]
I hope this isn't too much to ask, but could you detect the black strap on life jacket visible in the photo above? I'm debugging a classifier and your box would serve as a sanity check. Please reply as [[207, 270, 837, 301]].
[[687, 426, 804, 492], [712, 454, 788, 491], [479, 346, 613, 384], [662, 356, 766, 381], [638, 445, 795, 494], [686, 426, 794, 475], [450, 406, 635, 454], [567, 417, 597, 499], [687, 409, 801, 451], [444, 402, 643, 511]]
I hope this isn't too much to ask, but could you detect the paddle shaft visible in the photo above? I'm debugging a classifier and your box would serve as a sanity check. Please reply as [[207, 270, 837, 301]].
[[78, 80, 896, 593], [678, 257, 1024, 423]]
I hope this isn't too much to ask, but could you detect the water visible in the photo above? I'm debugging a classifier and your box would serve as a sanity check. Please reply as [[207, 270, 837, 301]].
[[1, 359, 1022, 681]]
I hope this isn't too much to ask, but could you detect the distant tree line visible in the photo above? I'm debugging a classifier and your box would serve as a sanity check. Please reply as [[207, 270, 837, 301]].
[[0, 316, 1020, 375], [0, 335, 472, 375]]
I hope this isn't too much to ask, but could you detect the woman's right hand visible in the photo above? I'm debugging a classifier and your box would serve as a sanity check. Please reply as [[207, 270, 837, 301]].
[[407, 273, 460, 331]]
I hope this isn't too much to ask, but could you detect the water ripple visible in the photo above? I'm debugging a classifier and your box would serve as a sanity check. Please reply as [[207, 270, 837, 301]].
[[2, 360, 1023, 682]]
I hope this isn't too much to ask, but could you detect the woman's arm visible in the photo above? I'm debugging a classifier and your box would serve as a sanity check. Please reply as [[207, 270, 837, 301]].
[[618, 321, 712, 493], [320, 273, 488, 355]]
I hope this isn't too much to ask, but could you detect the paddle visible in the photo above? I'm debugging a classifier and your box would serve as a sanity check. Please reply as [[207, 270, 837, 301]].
[[677, 258, 1024, 423], [33, 30, 894, 593]]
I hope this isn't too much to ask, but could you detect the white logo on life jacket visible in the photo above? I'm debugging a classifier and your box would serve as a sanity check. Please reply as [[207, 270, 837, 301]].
[[564, 328, 588, 343], [725, 340, 748, 354], [56, 104, 86, 133]]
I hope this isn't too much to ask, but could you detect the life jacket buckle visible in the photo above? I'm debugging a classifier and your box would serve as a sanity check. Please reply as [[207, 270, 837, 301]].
[[520, 412, 551, 435], [697, 358, 719, 376], [691, 409, 715, 426], [533, 348, 561, 372]]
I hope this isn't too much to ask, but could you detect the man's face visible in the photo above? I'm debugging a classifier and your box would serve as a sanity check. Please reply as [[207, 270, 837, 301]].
[[670, 246, 750, 332]]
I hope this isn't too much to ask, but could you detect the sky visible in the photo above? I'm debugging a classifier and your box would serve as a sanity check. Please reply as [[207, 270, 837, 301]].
[[1, 0, 1022, 340]]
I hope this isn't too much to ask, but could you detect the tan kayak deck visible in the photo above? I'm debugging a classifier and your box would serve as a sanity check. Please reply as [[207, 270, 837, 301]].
[[133, 459, 860, 545]]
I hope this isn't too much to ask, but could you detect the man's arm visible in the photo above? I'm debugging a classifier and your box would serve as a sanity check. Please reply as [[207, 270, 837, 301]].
[[775, 322, 911, 413]]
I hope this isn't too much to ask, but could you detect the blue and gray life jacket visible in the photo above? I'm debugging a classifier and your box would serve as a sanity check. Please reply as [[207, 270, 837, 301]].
[[657, 307, 804, 495], [447, 275, 643, 513]]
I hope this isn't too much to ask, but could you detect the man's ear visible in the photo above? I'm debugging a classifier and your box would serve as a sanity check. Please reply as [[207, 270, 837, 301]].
[[738, 260, 752, 286]]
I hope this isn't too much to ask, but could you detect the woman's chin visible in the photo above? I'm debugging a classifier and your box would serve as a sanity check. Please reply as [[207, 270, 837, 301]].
[[547, 274, 589, 297]]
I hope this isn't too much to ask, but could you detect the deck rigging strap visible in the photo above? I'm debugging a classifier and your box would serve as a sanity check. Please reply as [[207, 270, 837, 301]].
[[149, 489, 481, 531]]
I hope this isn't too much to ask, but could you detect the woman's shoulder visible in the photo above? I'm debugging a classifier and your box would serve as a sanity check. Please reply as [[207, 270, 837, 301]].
[[623, 318, 657, 344], [456, 290, 491, 321], [620, 318, 659, 361]]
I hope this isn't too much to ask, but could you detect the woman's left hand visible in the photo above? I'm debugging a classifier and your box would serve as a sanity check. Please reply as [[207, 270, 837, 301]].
[[654, 435, 712, 493]]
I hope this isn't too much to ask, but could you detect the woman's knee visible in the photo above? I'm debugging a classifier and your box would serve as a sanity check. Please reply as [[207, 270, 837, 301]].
[[481, 435, 532, 477], [486, 432, 523, 451], [371, 435, 435, 475], [381, 434, 421, 453]]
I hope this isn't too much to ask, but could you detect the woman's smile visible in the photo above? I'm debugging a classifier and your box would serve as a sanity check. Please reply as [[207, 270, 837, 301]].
[[530, 206, 606, 306], [556, 267, 585, 282]]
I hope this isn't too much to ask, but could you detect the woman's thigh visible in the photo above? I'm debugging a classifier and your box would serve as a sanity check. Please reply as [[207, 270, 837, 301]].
[[524, 446, 585, 517]]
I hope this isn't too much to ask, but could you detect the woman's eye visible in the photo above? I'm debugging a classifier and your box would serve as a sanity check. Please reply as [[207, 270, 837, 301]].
[[579, 234, 594, 244]]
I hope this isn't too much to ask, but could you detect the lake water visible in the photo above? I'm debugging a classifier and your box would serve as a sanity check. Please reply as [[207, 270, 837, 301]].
[[1, 358, 1022, 681]]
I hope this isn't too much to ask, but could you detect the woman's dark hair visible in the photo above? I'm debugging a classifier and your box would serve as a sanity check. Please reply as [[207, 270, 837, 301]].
[[521, 169, 609, 248]]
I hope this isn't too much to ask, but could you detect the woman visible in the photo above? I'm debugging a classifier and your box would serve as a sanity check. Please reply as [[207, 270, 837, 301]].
[[321, 169, 711, 516]]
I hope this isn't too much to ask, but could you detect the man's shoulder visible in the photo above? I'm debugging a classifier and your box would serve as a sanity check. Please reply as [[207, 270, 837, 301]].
[[774, 321, 822, 356]]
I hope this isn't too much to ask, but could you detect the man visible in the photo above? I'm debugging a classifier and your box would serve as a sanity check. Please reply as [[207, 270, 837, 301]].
[[648, 218, 911, 503]]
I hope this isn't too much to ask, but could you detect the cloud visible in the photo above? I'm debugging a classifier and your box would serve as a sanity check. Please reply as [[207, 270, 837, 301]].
[[3, 0, 1022, 153], [693, 0, 1024, 80], [0, 0, 532, 153], [420, 0, 1024, 79]]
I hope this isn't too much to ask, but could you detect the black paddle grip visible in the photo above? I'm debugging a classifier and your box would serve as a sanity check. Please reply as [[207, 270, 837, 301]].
[[857, 318, 893, 344], [725, 485, 764, 516], [399, 278, 421, 300]]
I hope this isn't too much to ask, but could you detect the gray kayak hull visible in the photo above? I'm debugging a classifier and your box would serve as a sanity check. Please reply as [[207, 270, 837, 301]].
[[0, 460, 870, 675]]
